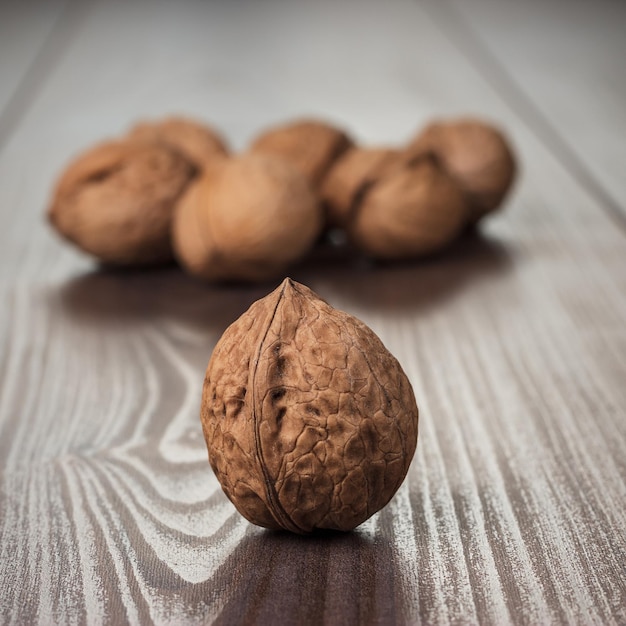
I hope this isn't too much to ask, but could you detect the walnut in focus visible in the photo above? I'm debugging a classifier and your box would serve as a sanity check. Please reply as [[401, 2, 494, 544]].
[[172, 154, 323, 282], [249, 119, 353, 187], [202, 278, 419, 533], [48, 140, 195, 265], [406, 118, 517, 223]]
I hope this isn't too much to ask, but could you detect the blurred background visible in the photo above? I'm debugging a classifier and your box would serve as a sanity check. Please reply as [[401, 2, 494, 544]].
[[1, 0, 624, 202]]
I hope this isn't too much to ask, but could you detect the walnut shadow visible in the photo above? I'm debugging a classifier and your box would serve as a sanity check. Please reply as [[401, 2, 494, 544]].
[[185, 526, 405, 625], [292, 228, 513, 313], [54, 266, 270, 334], [55, 229, 512, 334]]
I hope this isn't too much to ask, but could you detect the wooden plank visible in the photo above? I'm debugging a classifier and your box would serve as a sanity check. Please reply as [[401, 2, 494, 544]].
[[0, 2, 65, 110], [0, 0, 625, 624], [0, 1, 72, 145], [433, 0, 626, 221]]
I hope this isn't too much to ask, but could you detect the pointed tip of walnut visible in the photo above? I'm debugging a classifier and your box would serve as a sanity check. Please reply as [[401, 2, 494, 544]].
[[275, 277, 327, 306], [278, 276, 302, 293]]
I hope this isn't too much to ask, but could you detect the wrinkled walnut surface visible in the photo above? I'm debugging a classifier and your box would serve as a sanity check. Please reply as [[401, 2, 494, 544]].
[[173, 154, 322, 282], [250, 119, 353, 187], [202, 278, 419, 533], [49, 139, 195, 265], [407, 118, 516, 223], [129, 116, 229, 170]]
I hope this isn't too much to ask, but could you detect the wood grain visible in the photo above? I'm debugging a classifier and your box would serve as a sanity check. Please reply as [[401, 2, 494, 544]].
[[0, 0, 625, 624], [0, 1, 65, 114], [0, 0, 87, 151], [437, 0, 626, 222]]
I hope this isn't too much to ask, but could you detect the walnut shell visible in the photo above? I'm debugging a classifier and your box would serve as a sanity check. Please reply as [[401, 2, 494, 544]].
[[249, 119, 353, 187], [48, 139, 195, 264], [348, 157, 467, 259], [407, 118, 517, 223], [172, 154, 323, 282], [129, 116, 229, 170], [321, 147, 400, 227], [202, 278, 419, 533]]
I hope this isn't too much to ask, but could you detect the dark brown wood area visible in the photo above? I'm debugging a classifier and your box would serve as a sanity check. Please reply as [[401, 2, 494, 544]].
[[0, 0, 625, 623]]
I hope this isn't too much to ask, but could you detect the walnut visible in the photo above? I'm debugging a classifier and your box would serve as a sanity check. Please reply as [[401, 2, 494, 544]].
[[321, 147, 400, 227], [406, 118, 517, 223], [202, 278, 419, 533], [249, 119, 353, 187], [172, 154, 323, 282], [48, 139, 195, 265], [129, 116, 229, 170], [347, 156, 467, 259]]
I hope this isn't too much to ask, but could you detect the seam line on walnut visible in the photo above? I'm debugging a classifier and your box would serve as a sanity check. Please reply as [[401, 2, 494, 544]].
[[250, 279, 303, 534]]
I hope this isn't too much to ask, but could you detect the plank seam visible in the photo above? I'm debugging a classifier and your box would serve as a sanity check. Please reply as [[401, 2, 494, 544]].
[[0, 0, 89, 153], [419, 0, 626, 235]]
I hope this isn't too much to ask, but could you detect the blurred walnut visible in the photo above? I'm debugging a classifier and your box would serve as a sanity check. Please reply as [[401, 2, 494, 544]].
[[202, 278, 419, 533], [48, 114, 517, 270], [129, 116, 229, 170], [173, 154, 322, 282], [348, 156, 467, 259], [48, 139, 195, 265], [406, 118, 517, 223], [250, 119, 353, 187], [321, 147, 400, 227]]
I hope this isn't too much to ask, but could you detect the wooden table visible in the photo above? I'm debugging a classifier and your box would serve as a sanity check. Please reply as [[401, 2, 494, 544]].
[[1, 1, 625, 623]]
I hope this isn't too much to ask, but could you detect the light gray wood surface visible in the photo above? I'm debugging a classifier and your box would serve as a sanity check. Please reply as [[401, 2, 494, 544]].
[[440, 0, 626, 220], [0, 1, 625, 624], [0, 1, 65, 114]]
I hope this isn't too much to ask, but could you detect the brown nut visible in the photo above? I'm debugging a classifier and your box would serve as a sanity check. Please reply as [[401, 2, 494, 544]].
[[48, 139, 195, 265], [348, 157, 467, 259], [129, 116, 229, 170], [249, 119, 353, 187], [321, 147, 400, 228], [173, 154, 323, 282], [202, 278, 419, 533], [407, 118, 517, 223]]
